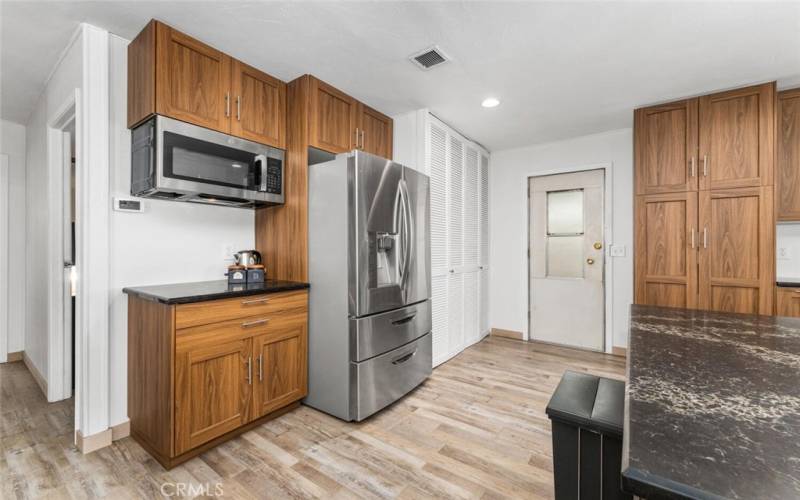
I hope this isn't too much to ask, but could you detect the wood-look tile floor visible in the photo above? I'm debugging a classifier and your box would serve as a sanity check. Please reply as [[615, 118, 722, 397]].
[[1, 336, 625, 499]]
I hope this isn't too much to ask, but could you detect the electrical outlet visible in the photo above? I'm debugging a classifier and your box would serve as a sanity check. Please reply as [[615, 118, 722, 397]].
[[222, 244, 236, 262], [609, 245, 626, 257], [778, 247, 791, 260]]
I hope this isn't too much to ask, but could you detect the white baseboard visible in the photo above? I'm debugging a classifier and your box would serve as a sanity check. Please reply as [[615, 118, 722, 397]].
[[23, 352, 47, 397], [76, 428, 113, 454]]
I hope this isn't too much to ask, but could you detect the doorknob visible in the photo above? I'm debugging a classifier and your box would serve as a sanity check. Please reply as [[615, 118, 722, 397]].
[[593, 242, 602, 250], [586, 258, 595, 265]]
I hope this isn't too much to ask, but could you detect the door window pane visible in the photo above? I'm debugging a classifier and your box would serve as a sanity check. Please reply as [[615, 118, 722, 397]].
[[547, 236, 584, 278], [547, 190, 583, 235]]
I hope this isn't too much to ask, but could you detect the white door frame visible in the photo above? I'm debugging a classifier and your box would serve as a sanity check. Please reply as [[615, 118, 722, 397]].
[[523, 162, 614, 354], [47, 92, 78, 402], [0, 154, 8, 363]]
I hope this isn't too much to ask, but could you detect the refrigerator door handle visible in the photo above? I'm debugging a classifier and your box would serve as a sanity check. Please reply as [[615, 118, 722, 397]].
[[395, 186, 406, 285], [400, 179, 414, 292]]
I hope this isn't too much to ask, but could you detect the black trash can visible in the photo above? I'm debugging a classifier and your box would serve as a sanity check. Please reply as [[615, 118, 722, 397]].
[[546, 371, 631, 500]]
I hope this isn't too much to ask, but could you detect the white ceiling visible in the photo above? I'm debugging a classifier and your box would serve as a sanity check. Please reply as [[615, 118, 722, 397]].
[[2, 1, 799, 151]]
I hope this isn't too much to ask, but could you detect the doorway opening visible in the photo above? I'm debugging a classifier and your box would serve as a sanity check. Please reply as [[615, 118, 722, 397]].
[[528, 169, 607, 351]]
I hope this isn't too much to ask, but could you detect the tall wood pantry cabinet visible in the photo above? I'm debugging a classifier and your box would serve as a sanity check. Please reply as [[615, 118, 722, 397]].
[[255, 75, 394, 282], [634, 82, 775, 315]]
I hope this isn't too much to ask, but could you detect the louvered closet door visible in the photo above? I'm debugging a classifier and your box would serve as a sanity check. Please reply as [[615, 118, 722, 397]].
[[479, 153, 490, 336], [447, 135, 465, 356], [428, 121, 450, 366], [463, 146, 480, 345]]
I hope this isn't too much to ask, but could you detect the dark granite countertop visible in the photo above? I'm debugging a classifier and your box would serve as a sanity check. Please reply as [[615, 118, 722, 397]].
[[123, 279, 309, 304], [623, 305, 800, 500], [777, 281, 800, 288]]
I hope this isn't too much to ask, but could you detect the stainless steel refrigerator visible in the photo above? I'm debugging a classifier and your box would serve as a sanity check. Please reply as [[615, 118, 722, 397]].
[[306, 150, 432, 421]]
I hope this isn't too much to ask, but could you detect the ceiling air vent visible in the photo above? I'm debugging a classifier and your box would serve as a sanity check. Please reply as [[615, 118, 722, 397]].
[[410, 46, 450, 71]]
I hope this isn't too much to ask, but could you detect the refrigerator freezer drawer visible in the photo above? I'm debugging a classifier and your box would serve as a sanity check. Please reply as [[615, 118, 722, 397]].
[[350, 300, 431, 362], [350, 332, 432, 421]]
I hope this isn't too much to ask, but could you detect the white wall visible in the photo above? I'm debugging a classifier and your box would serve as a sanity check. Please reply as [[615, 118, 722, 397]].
[[0, 120, 26, 355], [392, 109, 427, 173], [107, 35, 255, 426], [489, 128, 634, 348], [777, 223, 800, 281], [23, 31, 83, 381]]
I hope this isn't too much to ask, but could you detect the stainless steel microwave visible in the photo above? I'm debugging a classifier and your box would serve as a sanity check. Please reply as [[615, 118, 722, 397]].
[[131, 115, 284, 208]]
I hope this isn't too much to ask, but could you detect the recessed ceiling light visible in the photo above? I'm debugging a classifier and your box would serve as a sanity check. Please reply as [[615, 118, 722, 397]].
[[482, 97, 500, 108]]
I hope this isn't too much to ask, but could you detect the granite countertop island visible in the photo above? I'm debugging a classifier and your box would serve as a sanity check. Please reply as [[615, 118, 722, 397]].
[[123, 279, 309, 304], [623, 305, 800, 500]]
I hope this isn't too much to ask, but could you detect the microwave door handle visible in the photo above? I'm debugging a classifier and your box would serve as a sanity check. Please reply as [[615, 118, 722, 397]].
[[256, 154, 267, 192]]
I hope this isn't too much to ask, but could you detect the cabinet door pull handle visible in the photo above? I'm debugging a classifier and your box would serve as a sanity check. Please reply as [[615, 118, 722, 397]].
[[703, 227, 708, 249], [241, 297, 269, 305], [258, 354, 263, 381], [354, 128, 360, 150], [360, 130, 365, 150], [703, 154, 708, 177], [691, 228, 696, 249], [689, 157, 695, 178], [236, 96, 241, 121], [247, 356, 252, 385], [225, 92, 230, 117], [242, 318, 269, 328]]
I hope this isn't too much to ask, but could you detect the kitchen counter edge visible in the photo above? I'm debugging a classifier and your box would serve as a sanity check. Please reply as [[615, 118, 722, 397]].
[[123, 280, 310, 305]]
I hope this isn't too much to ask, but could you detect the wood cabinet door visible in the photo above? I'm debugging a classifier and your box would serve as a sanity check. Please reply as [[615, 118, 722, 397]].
[[698, 187, 774, 315], [308, 77, 358, 153], [155, 23, 231, 132], [777, 89, 800, 220], [634, 193, 698, 309], [634, 99, 698, 194], [359, 103, 393, 159], [698, 83, 775, 190], [252, 320, 307, 419], [776, 287, 800, 317], [175, 338, 252, 454], [230, 60, 287, 148]]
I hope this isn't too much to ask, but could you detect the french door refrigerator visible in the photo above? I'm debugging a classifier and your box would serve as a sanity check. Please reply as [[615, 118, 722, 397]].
[[306, 150, 432, 421]]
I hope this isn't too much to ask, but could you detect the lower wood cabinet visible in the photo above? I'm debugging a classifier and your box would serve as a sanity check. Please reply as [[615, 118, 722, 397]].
[[776, 287, 800, 317], [634, 192, 698, 309], [128, 289, 308, 468], [635, 187, 774, 315]]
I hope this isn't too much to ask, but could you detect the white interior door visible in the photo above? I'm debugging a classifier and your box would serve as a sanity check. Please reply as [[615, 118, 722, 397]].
[[529, 170, 604, 351], [0, 154, 8, 363], [428, 115, 490, 366], [479, 153, 490, 336], [429, 121, 450, 365]]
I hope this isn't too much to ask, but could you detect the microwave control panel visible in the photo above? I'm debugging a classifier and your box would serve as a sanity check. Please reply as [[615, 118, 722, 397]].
[[265, 157, 282, 194]]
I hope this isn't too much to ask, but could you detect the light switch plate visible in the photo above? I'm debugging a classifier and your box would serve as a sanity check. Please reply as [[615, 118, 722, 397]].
[[609, 245, 626, 257], [778, 247, 791, 260]]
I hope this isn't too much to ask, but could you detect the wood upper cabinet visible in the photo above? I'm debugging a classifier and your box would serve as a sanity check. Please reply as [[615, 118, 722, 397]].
[[777, 88, 800, 220], [175, 337, 252, 455], [776, 287, 800, 317], [635, 99, 698, 194], [634, 192, 698, 309], [128, 20, 286, 148], [698, 187, 774, 315], [698, 83, 775, 190], [308, 76, 358, 153], [252, 321, 307, 418], [359, 103, 394, 159], [305, 76, 394, 158], [230, 59, 287, 148], [154, 22, 231, 132]]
